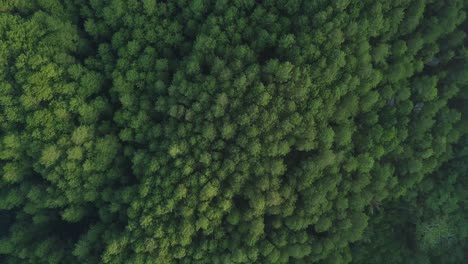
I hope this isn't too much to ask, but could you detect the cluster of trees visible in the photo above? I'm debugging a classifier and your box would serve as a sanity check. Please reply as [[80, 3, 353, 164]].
[[0, 0, 466, 263]]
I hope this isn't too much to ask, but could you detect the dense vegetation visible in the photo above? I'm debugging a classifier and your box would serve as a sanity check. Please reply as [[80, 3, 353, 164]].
[[0, 0, 466, 263]]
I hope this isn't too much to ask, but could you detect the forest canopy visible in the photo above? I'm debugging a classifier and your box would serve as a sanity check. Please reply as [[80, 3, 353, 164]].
[[0, 0, 467, 263]]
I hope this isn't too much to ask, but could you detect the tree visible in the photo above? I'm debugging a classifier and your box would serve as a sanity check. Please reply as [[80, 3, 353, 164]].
[[0, 0, 467, 263]]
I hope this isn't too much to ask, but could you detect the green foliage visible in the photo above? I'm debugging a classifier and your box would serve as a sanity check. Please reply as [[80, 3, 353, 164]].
[[0, 0, 466, 263]]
